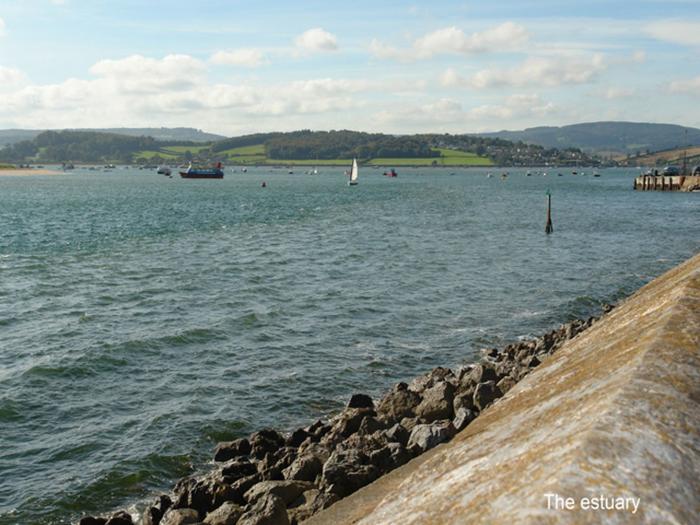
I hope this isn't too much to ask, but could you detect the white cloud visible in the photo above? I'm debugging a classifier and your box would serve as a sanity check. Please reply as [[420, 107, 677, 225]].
[[468, 94, 556, 120], [468, 54, 607, 89], [294, 28, 338, 52], [0, 54, 385, 131], [632, 50, 646, 63], [646, 20, 700, 47], [669, 76, 700, 95], [601, 87, 635, 99], [371, 22, 529, 61], [89, 54, 206, 93], [210, 49, 267, 68], [0, 66, 26, 90]]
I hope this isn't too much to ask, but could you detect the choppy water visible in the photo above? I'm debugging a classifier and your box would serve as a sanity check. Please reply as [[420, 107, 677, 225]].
[[0, 166, 698, 524]]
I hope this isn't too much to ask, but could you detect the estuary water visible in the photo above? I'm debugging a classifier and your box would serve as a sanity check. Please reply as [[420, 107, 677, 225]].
[[1, 166, 698, 524]]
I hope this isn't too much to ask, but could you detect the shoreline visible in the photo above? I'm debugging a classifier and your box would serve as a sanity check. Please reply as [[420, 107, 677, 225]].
[[79, 307, 612, 525], [0, 168, 63, 176]]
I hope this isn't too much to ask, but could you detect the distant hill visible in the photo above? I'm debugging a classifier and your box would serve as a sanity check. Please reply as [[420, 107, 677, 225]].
[[0, 127, 225, 147], [480, 122, 700, 156], [0, 129, 605, 167]]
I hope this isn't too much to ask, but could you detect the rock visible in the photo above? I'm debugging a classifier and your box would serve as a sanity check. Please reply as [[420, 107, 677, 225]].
[[225, 473, 262, 505], [305, 420, 331, 441], [376, 383, 421, 421], [160, 508, 200, 525], [321, 449, 379, 498], [214, 438, 251, 462], [250, 429, 285, 460], [383, 423, 409, 446], [399, 416, 421, 432], [497, 376, 517, 395], [140, 507, 160, 525], [105, 511, 133, 525], [522, 355, 541, 368], [357, 416, 385, 435], [406, 421, 456, 454], [285, 428, 309, 448], [415, 381, 455, 422], [369, 442, 411, 472], [468, 363, 498, 385], [408, 367, 455, 393], [287, 489, 336, 525], [283, 451, 324, 482], [347, 393, 374, 409], [203, 502, 244, 525], [495, 360, 515, 379], [237, 494, 289, 525], [221, 459, 258, 482], [79, 518, 107, 525], [244, 480, 314, 506], [173, 475, 237, 517], [453, 407, 477, 431], [452, 390, 476, 413], [330, 407, 376, 439], [473, 380, 499, 411]]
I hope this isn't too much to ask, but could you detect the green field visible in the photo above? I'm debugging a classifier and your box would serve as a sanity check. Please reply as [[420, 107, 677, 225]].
[[220, 144, 266, 156], [134, 150, 179, 160], [161, 145, 211, 154], [133, 144, 493, 166]]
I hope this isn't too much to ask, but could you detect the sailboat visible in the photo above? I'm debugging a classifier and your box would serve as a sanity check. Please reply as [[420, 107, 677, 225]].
[[348, 158, 359, 186]]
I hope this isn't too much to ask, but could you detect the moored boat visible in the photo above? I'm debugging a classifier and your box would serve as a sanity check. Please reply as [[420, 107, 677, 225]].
[[180, 162, 224, 179]]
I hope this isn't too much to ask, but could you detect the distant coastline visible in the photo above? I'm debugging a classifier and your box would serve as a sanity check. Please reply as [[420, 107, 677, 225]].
[[0, 167, 62, 176]]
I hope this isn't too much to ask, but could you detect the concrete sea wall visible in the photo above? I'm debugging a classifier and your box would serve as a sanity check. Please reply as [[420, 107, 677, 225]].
[[308, 252, 700, 524]]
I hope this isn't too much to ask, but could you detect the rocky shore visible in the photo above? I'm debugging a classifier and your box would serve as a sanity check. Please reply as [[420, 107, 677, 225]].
[[80, 307, 612, 525]]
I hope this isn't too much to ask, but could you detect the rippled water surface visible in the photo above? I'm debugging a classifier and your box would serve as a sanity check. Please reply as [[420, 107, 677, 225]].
[[1, 167, 698, 524]]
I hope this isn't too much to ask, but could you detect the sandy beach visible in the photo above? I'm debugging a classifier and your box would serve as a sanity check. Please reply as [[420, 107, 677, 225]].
[[0, 168, 64, 176]]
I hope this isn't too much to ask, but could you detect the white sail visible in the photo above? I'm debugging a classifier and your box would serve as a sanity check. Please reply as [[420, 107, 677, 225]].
[[350, 158, 359, 183]]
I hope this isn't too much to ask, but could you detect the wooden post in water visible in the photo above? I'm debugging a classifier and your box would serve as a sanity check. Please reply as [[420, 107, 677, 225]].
[[545, 190, 553, 234]]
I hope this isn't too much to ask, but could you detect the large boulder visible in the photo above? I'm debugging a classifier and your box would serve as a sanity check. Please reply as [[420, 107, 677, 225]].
[[203, 502, 244, 525], [250, 429, 285, 460], [237, 494, 289, 525], [453, 407, 477, 431], [497, 376, 517, 395], [79, 518, 106, 525], [473, 380, 500, 411], [105, 511, 133, 525], [244, 480, 314, 506], [383, 423, 409, 446], [214, 438, 251, 462], [452, 390, 476, 413], [414, 381, 455, 422], [368, 442, 412, 473], [287, 489, 338, 525], [467, 363, 498, 385], [347, 393, 374, 409], [282, 451, 324, 482], [221, 459, 258, 483], [159, 508, 200, 525], [320, 449, 380, 498], [408, 367, 455, 393], [376, 383, 421, 422], [406, 421, 456, 454]]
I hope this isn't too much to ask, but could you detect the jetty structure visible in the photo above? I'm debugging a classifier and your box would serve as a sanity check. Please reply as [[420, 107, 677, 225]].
[[633, 169, 700, 191], [79, 252, 700, 525]]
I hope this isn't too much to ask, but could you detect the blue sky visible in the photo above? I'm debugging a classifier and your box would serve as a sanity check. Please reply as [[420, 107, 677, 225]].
[[0, 0, 699, 135]]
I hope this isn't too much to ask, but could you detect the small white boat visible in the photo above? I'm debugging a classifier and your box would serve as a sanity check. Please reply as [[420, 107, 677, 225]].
[[157, 166, 172, 176], [348, 158, 359, 186]]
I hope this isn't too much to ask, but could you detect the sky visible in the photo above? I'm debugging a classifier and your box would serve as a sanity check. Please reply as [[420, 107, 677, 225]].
[[0, 0, 699, 136]]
